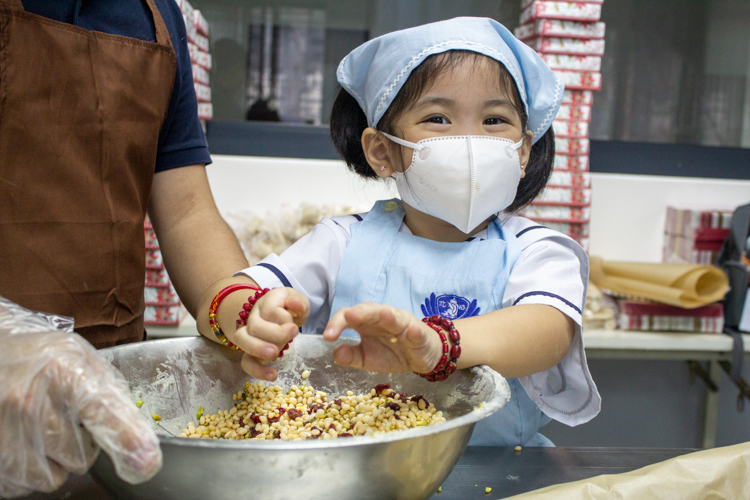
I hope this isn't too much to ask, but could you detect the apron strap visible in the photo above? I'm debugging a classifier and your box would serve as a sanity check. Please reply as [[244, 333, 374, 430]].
[[143, 0, 173, 48]]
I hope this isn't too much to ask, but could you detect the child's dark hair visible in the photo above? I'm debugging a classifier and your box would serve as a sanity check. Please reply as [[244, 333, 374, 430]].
[[330, 50, 555, 214]]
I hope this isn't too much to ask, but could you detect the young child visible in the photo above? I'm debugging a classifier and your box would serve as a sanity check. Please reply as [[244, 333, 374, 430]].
[[198, 17, 600, 447]]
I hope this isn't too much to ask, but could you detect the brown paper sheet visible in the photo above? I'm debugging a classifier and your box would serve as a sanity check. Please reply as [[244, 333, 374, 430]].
[[508, 441, 750, 500], [589, 256, 729, 309]]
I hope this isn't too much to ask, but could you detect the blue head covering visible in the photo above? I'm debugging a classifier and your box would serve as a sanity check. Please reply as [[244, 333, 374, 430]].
[[337, 17, 562, 144]]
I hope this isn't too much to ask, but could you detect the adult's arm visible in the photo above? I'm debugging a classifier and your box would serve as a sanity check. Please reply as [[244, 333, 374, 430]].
[[147, 164, 250, 318]]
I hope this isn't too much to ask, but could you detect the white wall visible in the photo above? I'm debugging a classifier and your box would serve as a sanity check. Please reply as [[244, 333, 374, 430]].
[[207, 154, 750, 262]]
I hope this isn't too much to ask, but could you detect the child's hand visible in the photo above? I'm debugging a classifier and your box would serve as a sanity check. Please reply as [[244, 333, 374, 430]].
[[229, 287, 309, 381], [323, 303, 443, 374]]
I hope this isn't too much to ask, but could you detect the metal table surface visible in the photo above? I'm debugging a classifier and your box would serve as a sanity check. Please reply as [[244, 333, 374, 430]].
[[24, 446, 695, 500]]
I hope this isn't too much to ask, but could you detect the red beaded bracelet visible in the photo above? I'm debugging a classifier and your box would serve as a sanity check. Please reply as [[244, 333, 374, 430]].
[[209, 284, 261, 351], [235, 287, 293, 357], [416, 315, 461, 382]]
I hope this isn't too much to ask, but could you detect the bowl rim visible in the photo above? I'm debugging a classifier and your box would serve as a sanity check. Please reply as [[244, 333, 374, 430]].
[[103, 337, 509, 450]]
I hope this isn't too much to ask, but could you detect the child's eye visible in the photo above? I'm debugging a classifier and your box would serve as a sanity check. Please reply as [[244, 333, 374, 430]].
[[424, 115, 449, 124], [484, 117, 508, 125]]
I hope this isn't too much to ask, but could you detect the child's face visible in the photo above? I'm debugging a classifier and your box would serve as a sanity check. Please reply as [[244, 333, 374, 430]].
[[390, 56, 532, 173]]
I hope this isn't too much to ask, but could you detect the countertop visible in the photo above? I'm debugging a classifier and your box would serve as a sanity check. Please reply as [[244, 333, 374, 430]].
[[24, 446, 695, 500]]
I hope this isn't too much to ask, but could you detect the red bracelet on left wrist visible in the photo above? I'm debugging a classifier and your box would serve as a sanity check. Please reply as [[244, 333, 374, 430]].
[[209, 284, 261, 351], [416, 315, 461, 382], [235, 287, 293, 357]]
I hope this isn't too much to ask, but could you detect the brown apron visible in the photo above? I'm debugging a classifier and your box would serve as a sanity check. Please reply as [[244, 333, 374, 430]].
[[0, 0, 176, 347]]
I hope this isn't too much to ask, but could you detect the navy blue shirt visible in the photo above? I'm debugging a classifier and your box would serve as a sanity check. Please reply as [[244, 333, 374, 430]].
[[22, 0, 212, 171]]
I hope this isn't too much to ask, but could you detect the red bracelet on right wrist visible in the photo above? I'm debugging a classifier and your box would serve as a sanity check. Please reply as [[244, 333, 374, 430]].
[[416, 315, 461, 382]]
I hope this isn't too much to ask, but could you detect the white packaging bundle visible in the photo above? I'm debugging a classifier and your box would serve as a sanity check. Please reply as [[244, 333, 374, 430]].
[[522, 205, 591, 222], [536, 187, 592, 205], [182, 13, 197, 44], [197, 103, 213, 120], [556, 103, 592, 121], [194, 82, 211, 103], [555, 137, 590, 155], [521, 0, 603, 8], [548, 170, 591, 188], [541, 54, 601, 71], [192, 64, 210, 85], [515, 19, 606, 40], [554, 154, 589, 170], [192, 9, 209, 37], [526, 37, 605, 56], [553, 120, 589, 137], [562, 89, 593, 105], [554, 70, 601, 90], [520, 2, 602, 25]]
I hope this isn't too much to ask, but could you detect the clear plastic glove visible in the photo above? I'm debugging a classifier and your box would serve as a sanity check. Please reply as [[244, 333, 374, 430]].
[[0, 297, 162, 497]]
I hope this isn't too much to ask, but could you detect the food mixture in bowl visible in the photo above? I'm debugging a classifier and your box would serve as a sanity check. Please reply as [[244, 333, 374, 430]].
[[178, 378, 446, 441]]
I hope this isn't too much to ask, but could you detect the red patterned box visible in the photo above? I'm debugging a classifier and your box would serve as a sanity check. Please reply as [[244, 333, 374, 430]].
[[619, 301, 724, 333], [663, 207, 732, 265], [536, 187, 591, 206], [145, 282, 180, 307], [198, 103, 213, 120], [554, 70, 602, 91], [522, 205, 590, 223], [192, 64, 210, 86], [541, 54, 601, 72], [548, 170, 591, 188], [516, 19, 606, 40], [144, 305, 187, 326], [555, 137, 590, 155], [562, 89, 593, 105], [553, 120, 589, 138], [520, 2, 602, 25], [554, 154, 589, 170], [556, 103, 592, 122], [145, 268, 171, 288], [527, 36, 605, 56]]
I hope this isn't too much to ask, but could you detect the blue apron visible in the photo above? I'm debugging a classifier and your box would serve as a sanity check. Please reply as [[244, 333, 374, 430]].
[[331, 199, 553, 446]]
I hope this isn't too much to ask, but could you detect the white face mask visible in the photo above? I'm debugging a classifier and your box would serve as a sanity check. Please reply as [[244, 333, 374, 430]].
[[381, 132, 524, 234]]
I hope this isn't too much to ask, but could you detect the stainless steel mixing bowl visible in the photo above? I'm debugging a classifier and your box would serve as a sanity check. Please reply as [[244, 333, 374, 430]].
[[92, 335, 509, 500]]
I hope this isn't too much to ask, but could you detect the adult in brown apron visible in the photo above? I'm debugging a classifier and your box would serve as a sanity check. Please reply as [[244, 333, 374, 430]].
[[0, 0, 176, 347]]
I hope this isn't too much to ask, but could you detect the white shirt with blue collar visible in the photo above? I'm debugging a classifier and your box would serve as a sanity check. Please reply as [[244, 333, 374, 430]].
[[238, 212, 600, 429]]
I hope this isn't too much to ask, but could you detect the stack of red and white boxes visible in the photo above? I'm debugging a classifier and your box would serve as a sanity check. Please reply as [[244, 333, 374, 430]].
[[663, 207, 733, 265], [515, 1, 607, 251], [144, 217, 186, 327], [175, 0, 213, 130]]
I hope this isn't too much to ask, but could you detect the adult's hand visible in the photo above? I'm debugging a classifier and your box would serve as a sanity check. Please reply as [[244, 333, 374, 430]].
[[0, 304, 162, 497]]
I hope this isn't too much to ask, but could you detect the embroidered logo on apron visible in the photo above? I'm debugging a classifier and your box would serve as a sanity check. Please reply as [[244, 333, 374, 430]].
[[421, 293, 481, 320]]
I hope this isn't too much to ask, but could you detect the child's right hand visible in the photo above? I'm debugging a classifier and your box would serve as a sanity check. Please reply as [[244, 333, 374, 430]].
[[226, 287, 309, 381]]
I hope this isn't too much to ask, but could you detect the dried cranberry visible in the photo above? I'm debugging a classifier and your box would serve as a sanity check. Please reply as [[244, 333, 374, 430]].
[[250, 414, 261, 424], [397, 392, 409, 400], [287, 409, 302, 420], [250, 428, 261, 438], [277, 408, 287, 416], [306, 435, 319, 440], [339, 432, 353, 437], [309, 403, 323, 414], [272, 430, 280, 439], [385, 402, 401, 412], [374, 383, 391, 395], [267, 414, 281, 424], [411, 395, 429, 407], [238, 417, 245, 427], [333, 399, 342, 407], [328, 423, 336, 430]]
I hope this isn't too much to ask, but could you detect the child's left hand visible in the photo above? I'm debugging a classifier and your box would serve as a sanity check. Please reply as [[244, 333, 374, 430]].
[[322, 303, 443, 374]]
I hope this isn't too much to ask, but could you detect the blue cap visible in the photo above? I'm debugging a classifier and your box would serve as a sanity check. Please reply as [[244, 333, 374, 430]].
[[337, 17, 562, 144]]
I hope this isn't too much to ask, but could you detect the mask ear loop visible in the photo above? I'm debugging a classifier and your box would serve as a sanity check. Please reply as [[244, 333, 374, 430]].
[[380, 131, 431, 160]]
